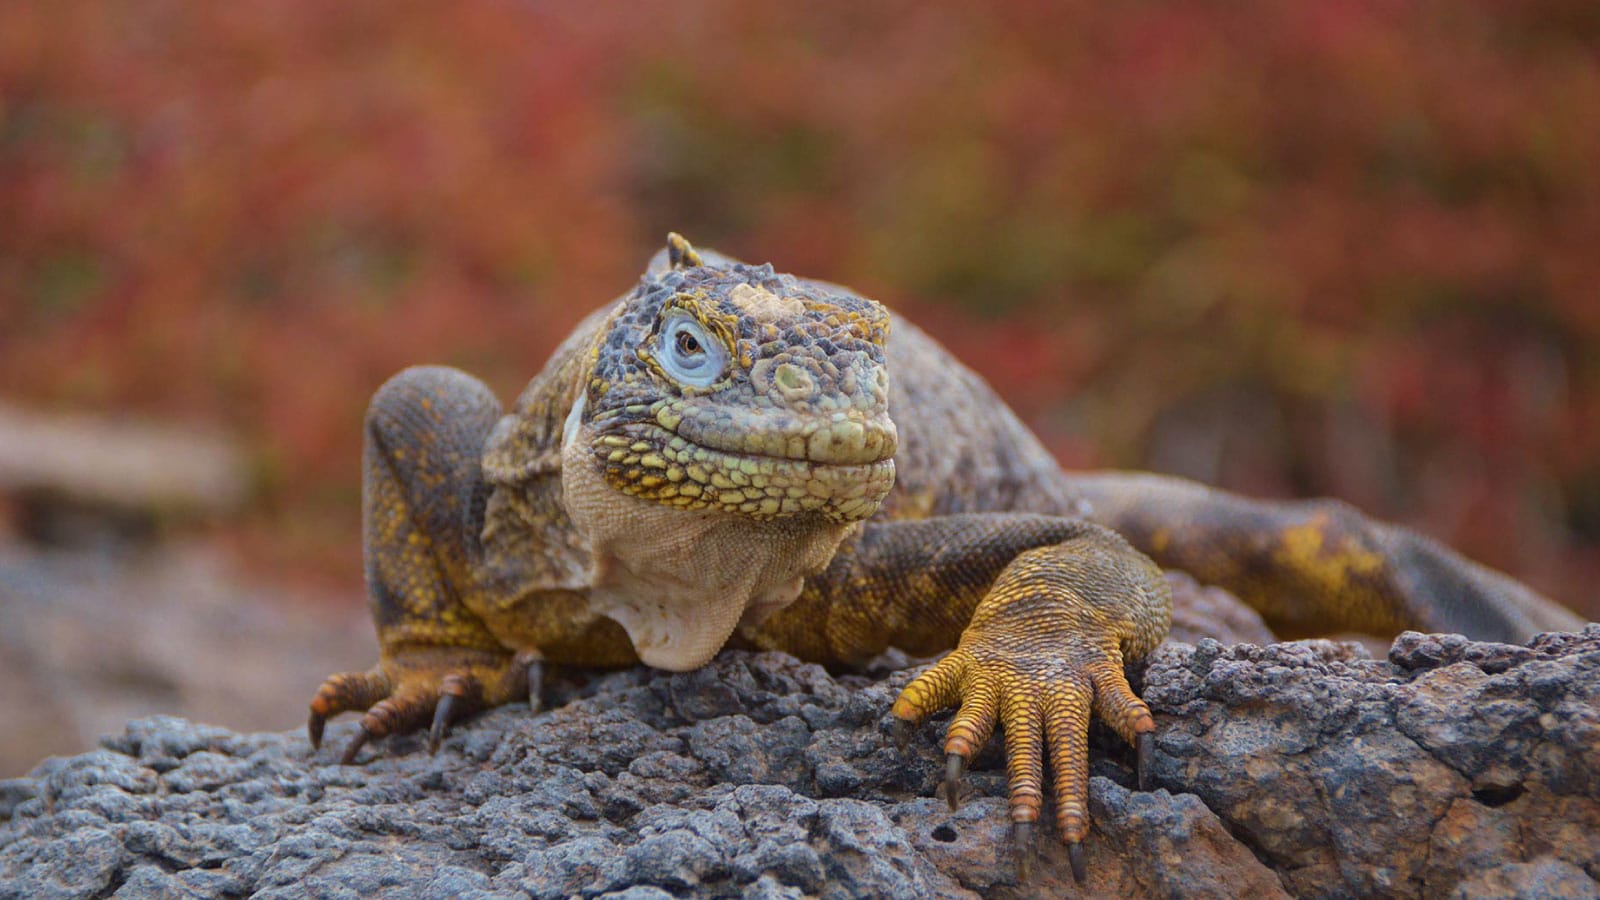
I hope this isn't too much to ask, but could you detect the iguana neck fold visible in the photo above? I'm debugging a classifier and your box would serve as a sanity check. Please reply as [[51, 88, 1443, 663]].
[[560, 420, 851, 669]]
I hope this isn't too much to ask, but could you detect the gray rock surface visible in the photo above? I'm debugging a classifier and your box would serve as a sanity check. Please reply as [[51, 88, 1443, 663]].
[[2, 626, 1597, 899]]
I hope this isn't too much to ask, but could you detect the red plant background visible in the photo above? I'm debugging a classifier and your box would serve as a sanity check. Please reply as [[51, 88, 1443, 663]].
[[3, 1, 1597, 618]]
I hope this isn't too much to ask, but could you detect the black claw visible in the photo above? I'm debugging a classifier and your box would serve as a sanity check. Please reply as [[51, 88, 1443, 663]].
[[429, 694, 457, 755], [943, 754, 965, 811], [526, 661, 545, 714], [1013, 821, 1033, 881], [308, 713, 325, 751], [340, 726, 371, 765], [891, 717, 913, 751], [1138, 731, 1153, 792], [1068, 840, 1086, 885]]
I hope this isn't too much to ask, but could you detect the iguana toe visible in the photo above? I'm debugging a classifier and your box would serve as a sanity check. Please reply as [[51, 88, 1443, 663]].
[[890, 633, 1153, 885], [340, 726, 371, 765], [308, 667, 391, 750], [306, 648, 529, 762]]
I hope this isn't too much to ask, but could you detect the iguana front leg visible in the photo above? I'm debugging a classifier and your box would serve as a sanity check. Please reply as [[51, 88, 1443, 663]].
[[747, 514, 1171, 882], [307, 367, 533, 762]]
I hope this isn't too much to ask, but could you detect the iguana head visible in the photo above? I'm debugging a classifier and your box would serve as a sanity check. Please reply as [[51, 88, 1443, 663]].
[[565, 234, 898, 524]]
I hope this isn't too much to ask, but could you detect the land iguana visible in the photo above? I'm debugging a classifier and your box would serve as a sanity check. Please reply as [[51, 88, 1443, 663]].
[[307, 234, 1583, 882]]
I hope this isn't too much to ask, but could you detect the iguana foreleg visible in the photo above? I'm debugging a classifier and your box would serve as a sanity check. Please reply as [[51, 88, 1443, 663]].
[[308, 367, 531, 762], [748, 514, 1171, 882]]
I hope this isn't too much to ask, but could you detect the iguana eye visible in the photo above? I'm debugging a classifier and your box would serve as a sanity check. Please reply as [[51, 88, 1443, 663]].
[[659, 312, 726, 388]]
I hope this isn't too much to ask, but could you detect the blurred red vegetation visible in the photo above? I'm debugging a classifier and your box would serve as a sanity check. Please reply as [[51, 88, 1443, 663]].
[[3, 1, 1597, 616]]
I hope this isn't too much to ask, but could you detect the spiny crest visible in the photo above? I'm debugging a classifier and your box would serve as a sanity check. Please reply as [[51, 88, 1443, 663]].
[[666, 232, 703, 270]]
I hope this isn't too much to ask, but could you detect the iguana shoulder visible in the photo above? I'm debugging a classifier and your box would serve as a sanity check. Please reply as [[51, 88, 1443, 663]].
[[878, 316, 1081, 521]]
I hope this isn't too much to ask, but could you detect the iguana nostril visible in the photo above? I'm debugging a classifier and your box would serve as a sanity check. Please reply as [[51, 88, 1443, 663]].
[[774, 363, 813, 400]]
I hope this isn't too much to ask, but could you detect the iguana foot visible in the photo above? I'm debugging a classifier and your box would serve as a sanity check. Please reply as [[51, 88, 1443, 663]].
[[307, 647, 536, 763], [891, 633, 1155, 885]]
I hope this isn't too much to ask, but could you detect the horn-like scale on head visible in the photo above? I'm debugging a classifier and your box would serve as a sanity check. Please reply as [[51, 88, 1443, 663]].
[[575, 234, 897, 523], [666, 232, 703, 269]]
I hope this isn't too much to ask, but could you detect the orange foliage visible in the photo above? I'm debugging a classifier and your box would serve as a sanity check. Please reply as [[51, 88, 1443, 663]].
[[3, 1, 1597, 612]]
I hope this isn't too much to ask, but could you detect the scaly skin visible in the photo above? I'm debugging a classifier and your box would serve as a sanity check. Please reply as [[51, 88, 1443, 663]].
[[308, 234, 1583, 882]]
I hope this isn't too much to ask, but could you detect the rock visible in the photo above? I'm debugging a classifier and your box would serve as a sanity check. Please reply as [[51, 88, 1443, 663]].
[[1141, 626, 1600, 898], [2, 627, 1598, 899], [1449, 858, 1600, 900]]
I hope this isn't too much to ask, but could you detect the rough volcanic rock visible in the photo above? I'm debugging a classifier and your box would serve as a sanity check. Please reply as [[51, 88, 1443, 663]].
[[1142, 627, 1600, 899], [2, 626, 1597, 899]]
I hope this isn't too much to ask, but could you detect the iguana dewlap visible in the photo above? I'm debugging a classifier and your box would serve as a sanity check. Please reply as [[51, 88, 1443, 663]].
[[308, 234, 1582, 882]]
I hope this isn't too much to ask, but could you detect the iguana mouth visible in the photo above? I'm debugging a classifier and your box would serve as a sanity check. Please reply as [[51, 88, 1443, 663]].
[[652, 398, 898, 468], [592, 422, 896, 523]]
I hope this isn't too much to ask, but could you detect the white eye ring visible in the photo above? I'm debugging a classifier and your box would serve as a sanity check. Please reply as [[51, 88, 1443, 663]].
[[658, 311, 727, 388]]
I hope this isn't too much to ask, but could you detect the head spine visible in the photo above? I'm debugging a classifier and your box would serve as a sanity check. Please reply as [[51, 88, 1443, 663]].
[[666, 232, 703, 270]]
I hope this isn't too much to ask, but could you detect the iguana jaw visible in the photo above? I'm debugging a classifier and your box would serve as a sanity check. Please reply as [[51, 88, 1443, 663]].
[[589, 421, 896, 524], [561, 423, 852, 670]]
